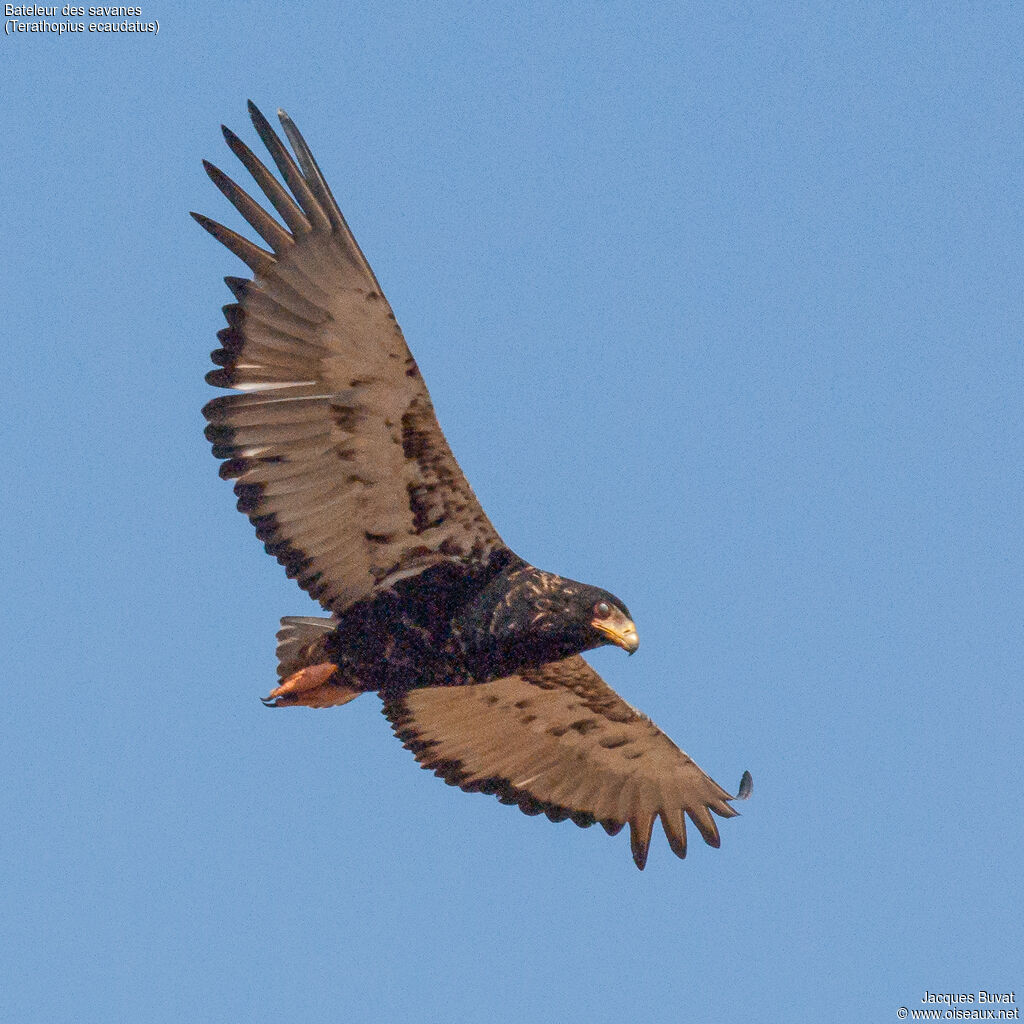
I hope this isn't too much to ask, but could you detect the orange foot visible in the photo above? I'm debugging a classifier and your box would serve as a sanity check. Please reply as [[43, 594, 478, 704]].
[[261, 662, 362, 709]]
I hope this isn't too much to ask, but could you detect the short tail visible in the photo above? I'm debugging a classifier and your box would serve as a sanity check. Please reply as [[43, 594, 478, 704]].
[[275, 616, 336, 679], [263, 616, 361, 709]]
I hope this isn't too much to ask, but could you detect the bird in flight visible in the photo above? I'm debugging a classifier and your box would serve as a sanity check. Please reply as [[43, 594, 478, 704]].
[[194, 102, 751, 870]]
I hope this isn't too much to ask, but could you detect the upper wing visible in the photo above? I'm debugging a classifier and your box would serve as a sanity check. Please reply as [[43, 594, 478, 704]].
[[195, 103, 504, 613], [383, 655, 751, 869]]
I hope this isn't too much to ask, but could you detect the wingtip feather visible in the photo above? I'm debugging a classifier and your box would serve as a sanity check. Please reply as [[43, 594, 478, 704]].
[[661, 809, 688, 860], [629, 813, 654, 870], [737, 770, 753, 800]]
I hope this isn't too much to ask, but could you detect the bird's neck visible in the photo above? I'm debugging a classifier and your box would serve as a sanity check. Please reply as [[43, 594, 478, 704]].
[[449, 563, 593, 681]]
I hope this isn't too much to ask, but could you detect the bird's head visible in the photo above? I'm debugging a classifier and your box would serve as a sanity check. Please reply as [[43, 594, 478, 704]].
[[526, 579, 639, 656], [461, 567, 638, 677]]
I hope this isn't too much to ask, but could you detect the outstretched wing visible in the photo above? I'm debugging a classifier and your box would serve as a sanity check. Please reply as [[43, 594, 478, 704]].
[[383, 656, 751, 869], [195, 103, 504, 613]]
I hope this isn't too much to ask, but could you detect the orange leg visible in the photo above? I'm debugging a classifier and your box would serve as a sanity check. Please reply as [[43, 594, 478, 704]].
[[262, 662, 362, 709]]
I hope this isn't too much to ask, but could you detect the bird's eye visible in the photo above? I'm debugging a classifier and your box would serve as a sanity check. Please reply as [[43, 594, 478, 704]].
[[594, 601, 612, 619]]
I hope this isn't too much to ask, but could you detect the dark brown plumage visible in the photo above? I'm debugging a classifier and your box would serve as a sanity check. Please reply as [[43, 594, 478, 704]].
[[195, 102, 751, 869]]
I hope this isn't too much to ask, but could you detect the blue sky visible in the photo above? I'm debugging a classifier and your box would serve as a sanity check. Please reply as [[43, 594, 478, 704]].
[[3, 3, 1021, 1022]]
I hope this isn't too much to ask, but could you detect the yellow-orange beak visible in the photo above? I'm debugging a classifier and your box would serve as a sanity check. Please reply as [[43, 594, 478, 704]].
[[591, 609, 640, 654]]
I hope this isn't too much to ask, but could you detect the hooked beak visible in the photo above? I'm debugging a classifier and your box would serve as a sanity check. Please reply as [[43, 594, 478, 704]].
[[592, 609, 640, 654]]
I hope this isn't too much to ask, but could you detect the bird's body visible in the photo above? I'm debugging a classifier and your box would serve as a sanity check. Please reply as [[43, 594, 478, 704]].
[[313, 552, 523, 697], [278, 555, 635, 696], [195, 102, 750, 869]]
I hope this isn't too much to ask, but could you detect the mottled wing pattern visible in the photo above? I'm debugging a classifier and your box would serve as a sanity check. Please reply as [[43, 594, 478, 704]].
[[383, 655, 751, 869], [195, 103, 503, 613]]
